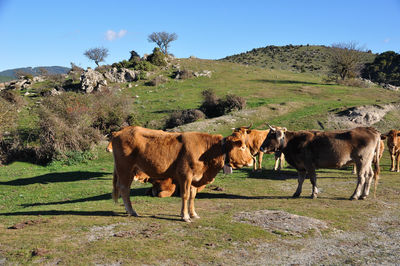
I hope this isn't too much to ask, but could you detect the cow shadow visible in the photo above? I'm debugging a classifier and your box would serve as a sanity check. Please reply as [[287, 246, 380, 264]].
[[238, 168, 298, 180], [20, 188, 149, 208], [249, 79, 325, 86], [0, 210, 120, 217], [196, 192, 289, 200], [0, 171, 110, 186]]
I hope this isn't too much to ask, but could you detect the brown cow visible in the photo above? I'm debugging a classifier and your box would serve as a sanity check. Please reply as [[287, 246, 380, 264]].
[[110, 126, 254, 222], [107, 139, 204, 198], [233, 126, 285, 171], [382, 130, 400, 172], [260, 126, 381, 200]]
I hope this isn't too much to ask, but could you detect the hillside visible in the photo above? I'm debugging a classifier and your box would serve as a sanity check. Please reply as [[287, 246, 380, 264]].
[[220, 45, 376, 74], [0, 66, 70, 79], [0, 57, 400, 264]]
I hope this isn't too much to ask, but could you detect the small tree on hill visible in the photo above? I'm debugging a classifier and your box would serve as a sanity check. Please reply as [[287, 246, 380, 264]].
[[147, 31, 178, 55], [329, 42, 364, 80], [84, 47, 109, 67]]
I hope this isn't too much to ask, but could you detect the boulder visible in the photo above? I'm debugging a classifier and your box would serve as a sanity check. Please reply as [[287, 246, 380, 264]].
[[383, 83, 399, 91], [104, 67, 137, 83], [194, 70, 212, 78], [80, 68, 108, 93]]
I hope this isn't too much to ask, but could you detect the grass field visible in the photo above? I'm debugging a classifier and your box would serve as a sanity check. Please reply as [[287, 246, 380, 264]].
[[1, 58, 400, 264]]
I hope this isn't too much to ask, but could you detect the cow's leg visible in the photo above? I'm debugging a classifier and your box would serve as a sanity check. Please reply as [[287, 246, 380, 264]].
[[189, 186, 200, 219], [390, 152, 396, 171], [308, 169, 318, 199], [118, 173, 137, 216], [180, 177, 193, 222], [253, 154, 258, 171], [360, 165, 374, 200], [293, 170, 306, 198], [273, 154, 280, 171], [396, 153, 400, 172], [351, 163, 366, 200], [352, 164, 357, 175], [279, 153, 285, 170], [257, 152, 264, 171]]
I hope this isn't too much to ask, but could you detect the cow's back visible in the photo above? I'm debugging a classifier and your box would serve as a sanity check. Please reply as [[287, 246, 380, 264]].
[[285, 127, 380, 170]]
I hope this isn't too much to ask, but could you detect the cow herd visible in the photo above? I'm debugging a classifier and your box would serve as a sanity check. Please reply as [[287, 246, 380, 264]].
[[107, 125, 400, 222]]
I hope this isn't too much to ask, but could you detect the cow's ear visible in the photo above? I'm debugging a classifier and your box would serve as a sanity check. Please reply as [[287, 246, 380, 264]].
[[397, 133, 400, 137], [246, 129, 252, 134], [381, 133, 387, 140], [282, 127, 287, 132]]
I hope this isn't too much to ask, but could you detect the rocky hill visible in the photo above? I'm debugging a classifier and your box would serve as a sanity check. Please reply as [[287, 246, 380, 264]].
[[220, 45, 376, 74]]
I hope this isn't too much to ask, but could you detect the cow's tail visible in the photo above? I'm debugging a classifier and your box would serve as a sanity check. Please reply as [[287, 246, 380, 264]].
[[373, 136, 381, 198], [112, 165, 119, 203]]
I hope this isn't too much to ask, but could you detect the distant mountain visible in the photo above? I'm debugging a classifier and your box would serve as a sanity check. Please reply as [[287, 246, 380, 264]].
[[0, 66, 70, 79], [220, 45, 376, 74]]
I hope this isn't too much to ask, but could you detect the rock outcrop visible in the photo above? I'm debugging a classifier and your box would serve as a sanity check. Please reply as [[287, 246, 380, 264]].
[[80, 68, 108, 93], [104, 67, 137, 83]]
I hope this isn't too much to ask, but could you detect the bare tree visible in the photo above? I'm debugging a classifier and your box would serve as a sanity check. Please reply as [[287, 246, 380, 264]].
[[329, 42, 364, 80], [147, 31, 178, 55], [84, 47, 109, 66]]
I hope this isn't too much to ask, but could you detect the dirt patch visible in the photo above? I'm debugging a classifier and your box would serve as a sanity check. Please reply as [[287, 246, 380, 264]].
[[233, 210, 328, 237], [8, 219, 47, 230], [328, 103, 399, 129], [88, 222, 161, 242], [225, 201, 400, 265]]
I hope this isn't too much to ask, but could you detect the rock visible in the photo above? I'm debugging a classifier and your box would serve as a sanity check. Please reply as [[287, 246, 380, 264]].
[[383, 83, 400, 91], [32, 76, 45, 82], [80, 68, 108, 93], [194, 70, 212, 78], [104, 67, 137, 83], [189, 55, 197, 59]]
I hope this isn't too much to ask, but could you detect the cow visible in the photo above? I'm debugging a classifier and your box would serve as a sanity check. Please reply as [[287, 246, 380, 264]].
[[233, 125, 285, 171], [352, 139, 384, 174], [110, 126, 254, 222], [260, 126, 381, 200], [381, 129, 400, 172], [107, 139, 205, 198]]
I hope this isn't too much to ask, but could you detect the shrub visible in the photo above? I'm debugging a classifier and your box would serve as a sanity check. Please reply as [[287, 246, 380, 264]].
[[147, 47, 167, 66], [199, 89, 246, 118], [133, 60, 155, 71], [223, 94, 246, 112], [165, 109, 205, 129], [0, 90, 25, 107], [337, 78, 369, 88], [145, 75, 167, 86]]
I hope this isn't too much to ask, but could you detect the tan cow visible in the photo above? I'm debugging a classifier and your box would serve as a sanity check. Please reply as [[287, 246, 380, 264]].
[[233, 125, 285, 171], [382, 129, 400, 172], [107, 140, 204, 198], [110, 126, 254, 222], [261, 126, 381, 200], [352, 139, 384, 174]]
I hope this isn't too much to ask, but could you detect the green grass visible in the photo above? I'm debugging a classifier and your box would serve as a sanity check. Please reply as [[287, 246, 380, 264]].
[[1, 58, 400, 264]]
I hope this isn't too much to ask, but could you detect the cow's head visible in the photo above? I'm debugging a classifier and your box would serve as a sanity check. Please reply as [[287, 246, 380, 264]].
[[223, 130, 254, 170], [260, 125, 287, 153]]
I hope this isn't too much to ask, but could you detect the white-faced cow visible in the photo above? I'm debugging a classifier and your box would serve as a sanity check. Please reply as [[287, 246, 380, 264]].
[[382, 129, 400, 172], [233, 125, 286, 171], [260, 126, 381, 200], [110, 126, 254, 222]]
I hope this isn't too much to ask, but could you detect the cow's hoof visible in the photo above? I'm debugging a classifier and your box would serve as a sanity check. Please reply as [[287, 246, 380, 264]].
[[190, 214, 200, 219], [182, 217, 192, 223], [350, 196, 358, 200], [292, 193, 300, 198], [360, 195, 367, 200], [127, 211, 138, 217], [311, 194, 317, 199]]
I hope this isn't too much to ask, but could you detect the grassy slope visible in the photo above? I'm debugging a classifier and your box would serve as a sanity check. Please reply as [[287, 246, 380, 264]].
[[220, 45, 375, 75], [1, 59, 400, 264]]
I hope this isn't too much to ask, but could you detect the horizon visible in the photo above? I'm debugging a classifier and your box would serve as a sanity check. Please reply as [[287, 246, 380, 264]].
[[0, 0, 399, 71]]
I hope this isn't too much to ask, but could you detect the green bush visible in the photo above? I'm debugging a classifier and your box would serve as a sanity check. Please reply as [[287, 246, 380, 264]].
[[147, 47, 167, 66]]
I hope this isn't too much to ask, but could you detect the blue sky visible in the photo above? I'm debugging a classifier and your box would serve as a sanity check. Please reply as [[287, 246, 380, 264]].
[[0, 0, 399, 71]]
